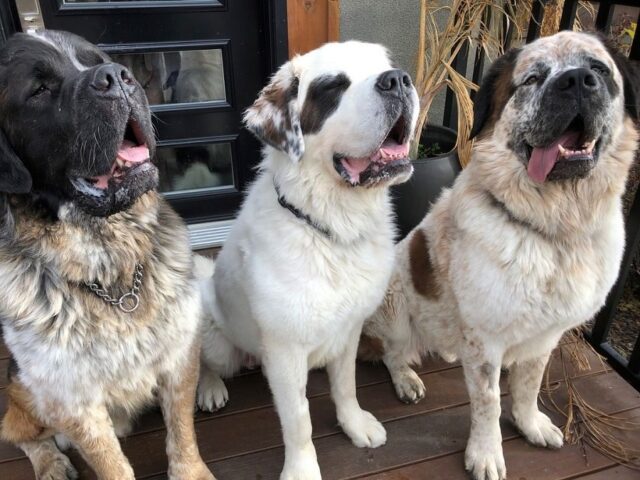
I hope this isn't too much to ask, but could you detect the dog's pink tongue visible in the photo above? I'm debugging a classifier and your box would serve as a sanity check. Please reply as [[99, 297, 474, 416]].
[[343, 157, 370, 182], [92, 162, 117, 189], [117, 140, 149, 164], [527, 132, 579, 183], [93, 175, 111, 189]]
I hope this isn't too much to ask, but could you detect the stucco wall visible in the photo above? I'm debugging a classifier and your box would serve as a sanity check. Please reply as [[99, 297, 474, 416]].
[[340, 0, 421, 76], [339, 0, 446, 125]]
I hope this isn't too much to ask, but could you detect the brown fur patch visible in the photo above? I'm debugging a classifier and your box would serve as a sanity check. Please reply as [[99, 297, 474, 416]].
[[248, 76, 299, 150], [490, 68, 516, 126], [409, 229, 441, 299], [471, 48, 519, 139], [1, 381, 49, 443], [357, 334, 385, 361]]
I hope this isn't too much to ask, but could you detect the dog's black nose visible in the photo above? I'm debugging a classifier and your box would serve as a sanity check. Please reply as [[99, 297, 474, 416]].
[[376, 69, 413, 96], [554, 68, 598, 95], [90, 63, 135, 96]]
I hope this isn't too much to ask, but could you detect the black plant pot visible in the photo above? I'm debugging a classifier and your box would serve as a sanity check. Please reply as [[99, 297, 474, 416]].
[[392, 125, 462, 240]]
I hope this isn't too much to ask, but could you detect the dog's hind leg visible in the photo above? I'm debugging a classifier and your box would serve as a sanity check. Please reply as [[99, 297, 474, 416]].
[[197, 364, 229, 413], [509, 351, 563, 449], [382, 347, 426, 405], [328, 325, 387, 449], [197, 323, 239, 412], [159, 339, 216, 480], [110, 407, 134, 438], [2, 381, 77, 480], [362, 289, 426, 405]]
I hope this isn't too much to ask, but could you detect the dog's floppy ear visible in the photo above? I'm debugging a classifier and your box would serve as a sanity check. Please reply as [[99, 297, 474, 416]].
[[244, 60, 304, 162], [470, 48, 521, 139], [598, 34, 640, 122], [615, 57, 639, 121], [0, 129, 31, 194]]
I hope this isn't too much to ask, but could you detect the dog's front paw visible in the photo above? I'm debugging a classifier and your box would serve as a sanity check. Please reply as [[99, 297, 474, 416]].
[[516, 411, 563, 449], [168, 461, 216, 480], [339, 409, 387, 448], [465, 439, 506, 480], [392, 369, 426, 404], [280, 452, 321, 480], [197, 372, 229, 412], [35, 452, 78, 480]]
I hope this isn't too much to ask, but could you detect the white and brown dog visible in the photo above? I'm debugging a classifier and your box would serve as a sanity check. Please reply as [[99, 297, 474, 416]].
[[362, 31, 639, 480], [197, 41, 419, 479]]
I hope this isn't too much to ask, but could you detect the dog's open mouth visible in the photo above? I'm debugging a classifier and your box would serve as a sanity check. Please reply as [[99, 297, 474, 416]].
[[526, 116, 600, 183], [333, 114, 413, 187], [88, 119, 151, 190], [71, 117, 154, 196]]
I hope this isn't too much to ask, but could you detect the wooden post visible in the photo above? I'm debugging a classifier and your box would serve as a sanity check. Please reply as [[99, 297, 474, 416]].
[[287, 0, 340, 58]]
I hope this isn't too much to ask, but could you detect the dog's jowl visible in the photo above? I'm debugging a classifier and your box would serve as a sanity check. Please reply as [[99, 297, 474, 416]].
[[197, 41, 419, 479], [363, 31, 639, 480], [0, 31, 214, 480]]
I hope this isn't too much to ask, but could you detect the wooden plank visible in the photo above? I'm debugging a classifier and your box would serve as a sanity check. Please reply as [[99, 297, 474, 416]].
[[0, 358, 454, 463], [175, 402, 519, 480], [139, 361, 614, 480], [327, 0, 340, 42], [193, 247, 220, 259], [574, 464, 640, 479], [74, 366, 477, 479], [4, 406, 637, 480], [365, 411, 640, 480], [0, 335, 8, 360], [0, 363, 469, 476], [0, 356, 454, 419], [366, 408, 640, 480], [107, 358, 454, 441], [0, 458, 42, 480], [0, 358, 7, 387], [0, 341, 607, 466], [287, 0, 329, 57], [203, 380, 640, 480]]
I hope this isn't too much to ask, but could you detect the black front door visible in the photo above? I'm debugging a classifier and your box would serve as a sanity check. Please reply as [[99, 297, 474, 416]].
[[7, 0, 286, 232]]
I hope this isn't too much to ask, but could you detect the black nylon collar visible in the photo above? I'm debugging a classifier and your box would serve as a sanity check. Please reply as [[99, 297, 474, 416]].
[[274, 180, 333, 240], [485, 190, 549, 239]]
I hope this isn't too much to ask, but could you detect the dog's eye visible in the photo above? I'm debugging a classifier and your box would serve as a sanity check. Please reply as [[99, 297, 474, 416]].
[[591, 63, 609, 76], [30, 84, 48, 97], [322, 76, 349, 91], [522, 75, 538, 86]]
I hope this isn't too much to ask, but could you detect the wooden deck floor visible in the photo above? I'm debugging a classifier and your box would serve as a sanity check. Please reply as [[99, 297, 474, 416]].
[[1, 335, 639, 479]]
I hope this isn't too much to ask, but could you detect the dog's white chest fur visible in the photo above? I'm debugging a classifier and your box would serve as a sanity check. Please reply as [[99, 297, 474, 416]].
[[449, 182, 626, 357], [3, 291, 200, 414]]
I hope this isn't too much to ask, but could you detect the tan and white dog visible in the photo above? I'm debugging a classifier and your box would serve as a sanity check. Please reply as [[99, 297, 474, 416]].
[[197, 42, 419, 479], [362, 32, 639, 480]]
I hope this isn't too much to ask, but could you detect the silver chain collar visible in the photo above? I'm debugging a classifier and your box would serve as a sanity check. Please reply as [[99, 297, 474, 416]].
[[84, 263, 144, 314]]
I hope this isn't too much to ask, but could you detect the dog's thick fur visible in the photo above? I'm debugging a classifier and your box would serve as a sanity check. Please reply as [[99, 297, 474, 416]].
[[197, 42, 419, 479], [362, 32, 639, 480], [0, 31, 213, 480]]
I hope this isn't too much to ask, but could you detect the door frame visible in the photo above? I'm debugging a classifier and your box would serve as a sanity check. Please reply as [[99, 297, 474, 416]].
[[0, 1, 19, 43]]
